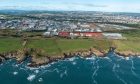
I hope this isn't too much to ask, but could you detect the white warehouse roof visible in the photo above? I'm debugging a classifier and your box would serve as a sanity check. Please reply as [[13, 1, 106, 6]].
[[103, 33, 123, 39]]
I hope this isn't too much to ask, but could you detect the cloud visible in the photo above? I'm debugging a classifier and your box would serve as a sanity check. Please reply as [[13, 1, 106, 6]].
[[0, 2, 108, 11], [67, 3, 108, 8], [0, 6, 18, 9], [0, 1, 139, 13]]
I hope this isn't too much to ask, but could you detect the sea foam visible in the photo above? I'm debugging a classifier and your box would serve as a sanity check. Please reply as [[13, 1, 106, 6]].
[[38, 78, 43, 82], [13, 71, 18, 75], [27, 74, 36, 81]]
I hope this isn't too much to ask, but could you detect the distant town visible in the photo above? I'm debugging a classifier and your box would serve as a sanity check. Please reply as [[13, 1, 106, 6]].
[[0, 11, 139, 39]]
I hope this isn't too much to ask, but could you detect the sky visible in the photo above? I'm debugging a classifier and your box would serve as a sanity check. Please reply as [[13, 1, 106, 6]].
[[0, 0, 140, 13]]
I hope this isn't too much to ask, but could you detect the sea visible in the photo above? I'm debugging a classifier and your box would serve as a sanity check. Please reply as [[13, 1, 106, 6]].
[[0, 52, 140, 84]]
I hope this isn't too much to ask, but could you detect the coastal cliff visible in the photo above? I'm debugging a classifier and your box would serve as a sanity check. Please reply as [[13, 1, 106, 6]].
[[0, 47, 106, 66], [0, 47, 140, 67]]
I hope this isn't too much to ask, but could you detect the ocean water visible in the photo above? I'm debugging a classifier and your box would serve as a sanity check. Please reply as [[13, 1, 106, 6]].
[[0, 52, 140, 84]]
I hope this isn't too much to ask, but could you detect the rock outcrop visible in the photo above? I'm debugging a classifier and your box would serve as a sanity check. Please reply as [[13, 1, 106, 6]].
[[116, 51, 140, 57], [0, 47, 140, 67], [0, 47, 106, 66]]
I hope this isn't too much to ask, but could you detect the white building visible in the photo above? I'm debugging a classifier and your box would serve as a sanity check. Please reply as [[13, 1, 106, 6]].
[[103, 33, 123, 39], [43, 32, 51, 37]]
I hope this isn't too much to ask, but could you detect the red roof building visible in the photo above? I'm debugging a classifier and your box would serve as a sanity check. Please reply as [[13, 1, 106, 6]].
[[58, 32, 70, 37], [80, 32, 103, 38], [72, 32, 81, 37], [71, 32, 103, 38], [58, 31, 103, 38]]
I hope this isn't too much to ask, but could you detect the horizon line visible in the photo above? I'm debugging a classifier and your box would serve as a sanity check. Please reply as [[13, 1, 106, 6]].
[[0, 9, 140, 14]]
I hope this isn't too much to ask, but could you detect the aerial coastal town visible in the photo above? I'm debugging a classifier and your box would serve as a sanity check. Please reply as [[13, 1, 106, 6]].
[[0, 11, 140, 67], [1, 0, 140, 84]]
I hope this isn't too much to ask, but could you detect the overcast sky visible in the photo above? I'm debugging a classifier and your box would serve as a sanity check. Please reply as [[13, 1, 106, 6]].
[[0, 0, 140, 13]]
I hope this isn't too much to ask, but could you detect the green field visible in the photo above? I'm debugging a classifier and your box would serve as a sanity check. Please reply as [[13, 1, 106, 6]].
[[0, 37, 111, 55], [0, 37, 22, 53], [113, 40, 140, 52], [0, 29, 140, 56], [113, 29, 140, 52], [26, 38, 111, 55]]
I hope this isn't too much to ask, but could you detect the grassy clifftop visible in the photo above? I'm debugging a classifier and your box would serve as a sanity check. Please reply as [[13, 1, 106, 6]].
[[0, 38, 22, 53], [112, 40, 140, 52], [112, 29, 140, 53], [26, 38, 111, 55], [0, 29, 140, 57], [0, 37, 111, 56]]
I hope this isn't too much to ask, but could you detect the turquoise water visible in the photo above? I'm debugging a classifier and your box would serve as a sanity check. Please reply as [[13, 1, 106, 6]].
[[0, 52, 140, 84]]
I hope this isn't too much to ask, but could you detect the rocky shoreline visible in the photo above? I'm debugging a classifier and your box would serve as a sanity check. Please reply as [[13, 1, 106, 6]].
[[0, 47, 140, 67], [116, 51, 140, 57]]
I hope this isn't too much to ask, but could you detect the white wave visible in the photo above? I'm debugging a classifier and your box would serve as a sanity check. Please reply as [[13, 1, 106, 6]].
[[0, 64, 3, 66], [34, 70, 39, 74], [130, 59, 140, 78], [92, 60, 100, 77], [117, 55, 126, 60], [13, 64, 19, 67], [116, 64, 120, 68], [63, 69, 68, 76], [103, 57, 110, 59], [40, 64, 52, 69], [113, 64, 116, 72], [86, 57, 95, 60], [26, 66, 39, 70], [68, 57, 76, 61], [60, 70, 67, 78], [93, 80, 98, 84], [34, 68, 60, 79], [119, 56, 125, 59], [38, 78, 43, 82], [118, 76, 127, 84], [27, 74, 36, 81], [79, 56, 84, 59], [55, 68, 60, 73], [43, 68, 59, 73], [125, 57, 130, 60], [13, 71, 18, 75], [112, 64, 127, 84], [15, 64, 19, 67], [131, 59, 135, 70], [91, 59, 100, 84], [92, 66, 99, 77], [60, 73, 63, 78], [138, 56, 140, 58], [72, 61, 77, 65], [26, 63, 52, 70], [101, 57, 112, 62], [47, 68, 60, 73], [118, 56, 125, 59]]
